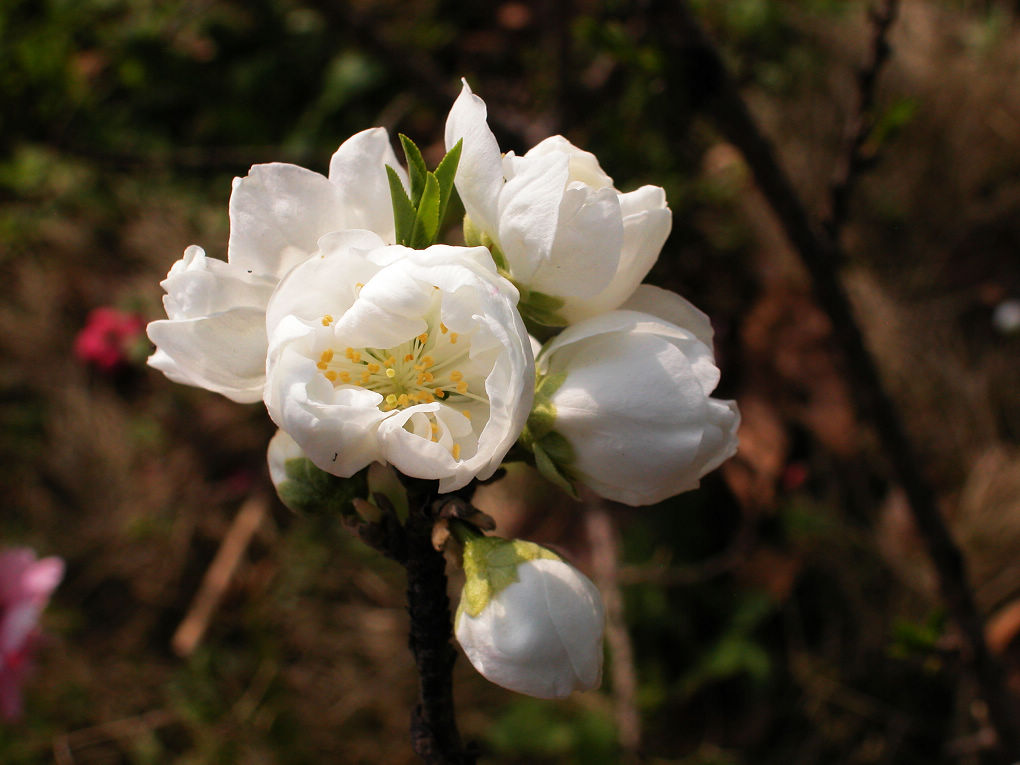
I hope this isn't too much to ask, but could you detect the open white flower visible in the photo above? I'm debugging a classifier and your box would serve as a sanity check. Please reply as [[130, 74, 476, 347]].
[[445, 80, 672, 326], [148, 128, 407, 402], [455, 536, 604, 699], [263, 232, 534, 492], [531, 285, 740, 506]]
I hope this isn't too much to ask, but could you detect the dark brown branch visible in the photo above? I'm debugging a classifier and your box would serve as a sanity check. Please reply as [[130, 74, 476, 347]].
[[404, 486, 475, 765], [661, 3, 1020, 759], [825, 0, 900, 240]]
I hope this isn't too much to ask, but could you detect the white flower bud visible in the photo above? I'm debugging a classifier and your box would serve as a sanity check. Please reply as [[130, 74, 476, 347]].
[[532, 285, 740, 506], [455, 536, 604, 699]]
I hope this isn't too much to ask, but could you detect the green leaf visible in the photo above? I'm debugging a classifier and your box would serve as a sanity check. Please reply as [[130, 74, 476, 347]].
[[386, 165, 415, 246], [519, 289, 568, 330], [410, 171, 441, 248], [434, 138, 462, 229], [399, 133, 428, 206]]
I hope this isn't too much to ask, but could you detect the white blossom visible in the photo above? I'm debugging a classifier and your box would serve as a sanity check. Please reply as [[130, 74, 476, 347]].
[[445, 80, 672, 326], [534, 285, 740, 506], [263, 233, 534, 492], [455, 537, 604, 699]]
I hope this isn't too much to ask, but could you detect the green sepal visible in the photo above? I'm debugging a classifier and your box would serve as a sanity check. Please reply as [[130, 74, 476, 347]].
[[518, 288, 567, 330], [409, 171, 441, 249], [386, 165, 415, 246], [459, 536, 561, 618], [366, 463, 409, 520], [399, 134, 429, 206], [532, 435, 578, 498], [434, 138, 462, 230], [275, 458, 368, 516], [463, 216, 510, 272]]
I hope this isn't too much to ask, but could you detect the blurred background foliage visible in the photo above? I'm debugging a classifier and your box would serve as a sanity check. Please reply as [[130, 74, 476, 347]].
[[2, 0, 1020, 762]]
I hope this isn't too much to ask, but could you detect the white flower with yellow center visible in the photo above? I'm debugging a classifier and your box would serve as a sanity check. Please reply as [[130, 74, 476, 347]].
[[263, 231, 534, 492]]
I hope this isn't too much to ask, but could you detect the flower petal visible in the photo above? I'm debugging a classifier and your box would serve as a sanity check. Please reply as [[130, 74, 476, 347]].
[[227, 162, 347, 278], [329, 127, 407, 243], [445, 79, 505, 238], [147, 307, 268, 403]]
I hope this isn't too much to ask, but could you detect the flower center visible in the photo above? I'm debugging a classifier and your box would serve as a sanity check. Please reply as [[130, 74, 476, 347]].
[[317, 313, 485, 429]]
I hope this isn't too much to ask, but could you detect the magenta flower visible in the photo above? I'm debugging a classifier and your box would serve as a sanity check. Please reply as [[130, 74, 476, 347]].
[[0, 548, 63, 721], [74, 306, 147, 372]]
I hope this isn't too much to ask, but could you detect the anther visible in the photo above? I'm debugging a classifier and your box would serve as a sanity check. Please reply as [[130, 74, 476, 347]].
[[456, 381, 468, 393], [320, 349, 334, 363], [449, 332, 459, 344], [321, 314, 334, 326], [417, 332, 429, 344], [449, 370, 463, 382], [452, 444, 461, 459], [366, 363, 380, 373], [324, 370, 338, 382], [440, 323, 448, 334]]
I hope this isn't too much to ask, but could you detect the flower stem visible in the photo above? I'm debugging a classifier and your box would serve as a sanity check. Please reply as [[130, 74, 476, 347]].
[[404, 485, 475, 764]]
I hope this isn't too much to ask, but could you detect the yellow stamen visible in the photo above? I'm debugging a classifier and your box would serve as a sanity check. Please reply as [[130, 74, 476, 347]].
[[461, 410, 471, 419], [386, 394, 398, 406], [324, 370, 338, 382], [320, 349, 334, 363], [440, 323, 448, 334], [430, 422, 439, 433], [321, 314, 334, 326], [385, 368, 396, 378], [366, 362, 380, 373], [351, 351, 361, 363], [384, 356, 395, 367], [340, 371, 351, 383], [449, 332, 458, 344], [404, 353, 414, 362], [344, 347, 354, 359], [316, 361, 328, 370], [435, 389, 445, 399], [449, 370, 463, 382], [452, 443, 461, 459], [456, 381, 468, 394], [417, 332, 429, 344], [398, 394, 410, 408], [422, 356, 434, 368]]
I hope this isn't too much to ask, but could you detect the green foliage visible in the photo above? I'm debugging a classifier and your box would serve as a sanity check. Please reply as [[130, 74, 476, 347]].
[[486, 698, 617, 763], [388, 135, 462, 248]]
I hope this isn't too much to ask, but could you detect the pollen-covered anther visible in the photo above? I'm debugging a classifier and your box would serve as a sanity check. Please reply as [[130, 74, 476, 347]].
[[449, 370, 463, 382], [324, 370, 338, 382], [456, 381, 468, 393], [452, 443, 461, 459], [449, 332, 459, 344], [417, 333, 429, 344], [366, 363, 380, 373], [321, 314, 334, 327], [440, 323, 448, 334]]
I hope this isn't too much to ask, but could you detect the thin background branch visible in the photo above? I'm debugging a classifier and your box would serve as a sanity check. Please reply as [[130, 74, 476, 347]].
[[659, 3, 1020, 759], [825, 0, 901, 240]]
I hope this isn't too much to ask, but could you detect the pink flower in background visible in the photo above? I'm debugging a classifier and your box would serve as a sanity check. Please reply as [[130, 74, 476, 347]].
[[74, 307, 147, 372], [0, 548, 63, 721]]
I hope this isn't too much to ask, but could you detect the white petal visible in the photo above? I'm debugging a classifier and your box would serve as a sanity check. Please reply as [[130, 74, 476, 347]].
[[620, 285, 714, 348], [147, 307, 268, 403], [445, 79, 505, 238], [524, 135, 614, 189], [496, 152, 570, 284], [227, 163, 347, 278], [456, 558, 604, 699], [529, 183, 622, 298], [160, 246, 275, 320], [267, 429, 306, 489], [329, 127, 407, 243], [559, 187, 672, 322]]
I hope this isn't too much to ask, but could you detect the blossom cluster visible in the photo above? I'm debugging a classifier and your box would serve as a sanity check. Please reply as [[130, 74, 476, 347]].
[[148, 81, 739, 699]]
